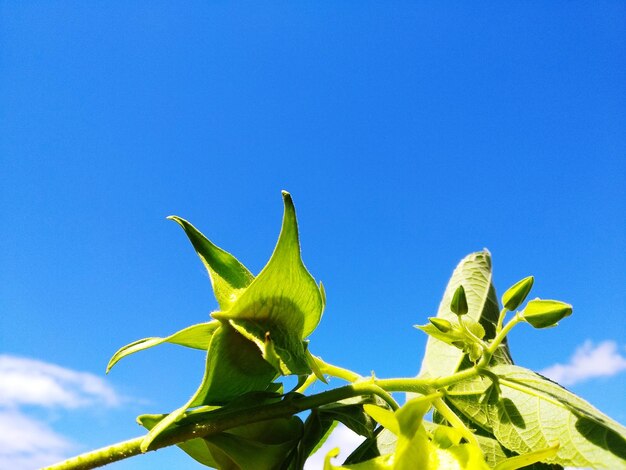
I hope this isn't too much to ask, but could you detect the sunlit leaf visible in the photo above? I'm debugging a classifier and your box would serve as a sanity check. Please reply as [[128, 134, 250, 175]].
[[106, 321, 219, 373], [293, 410, 338, 470], [140, 323, 277, 451], [344, 427, 398, 465], [214, 191, 324, 376], [168, 215, 254, 310], [448, 365, 626, 468], [139, 413, 302, 469]]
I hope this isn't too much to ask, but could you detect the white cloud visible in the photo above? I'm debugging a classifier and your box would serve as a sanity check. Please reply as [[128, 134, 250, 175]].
[[0, 355, 120, 409], [305, 424, 366, 469], [0, 410, 73, 470], [540, 340, 626, 386], [0, 355, 123, 469]]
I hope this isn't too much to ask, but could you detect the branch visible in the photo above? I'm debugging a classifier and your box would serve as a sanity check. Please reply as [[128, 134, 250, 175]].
[[44, 382, 396, 470]]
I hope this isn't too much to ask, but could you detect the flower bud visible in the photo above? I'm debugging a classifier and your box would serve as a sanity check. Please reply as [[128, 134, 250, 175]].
[[502, 276, 534, 311], [522, 299, 573, 328], [450, 285, 468, 316], [429, 317, 453, 333]]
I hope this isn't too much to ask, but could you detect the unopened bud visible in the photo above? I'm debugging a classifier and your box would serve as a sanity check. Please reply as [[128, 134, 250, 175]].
[[522, 299, 573, 328], [502, 276, 534, 311], [450, 285, 469, 316], [429, 317, 453, 333]]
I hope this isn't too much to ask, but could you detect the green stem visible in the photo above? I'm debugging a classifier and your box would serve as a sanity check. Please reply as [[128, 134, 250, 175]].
[[495, 307, 508, 334], [44, 382, 396, 470], [432, 397, 480, 449], [488, 312, 522, 355], [317, 359, 362, 383], [46, 351, 498, 470], [294, 373, 318, 393]]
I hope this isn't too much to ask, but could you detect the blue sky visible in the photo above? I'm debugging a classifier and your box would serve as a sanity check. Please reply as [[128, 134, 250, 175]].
[[1, 2, 625, 469]]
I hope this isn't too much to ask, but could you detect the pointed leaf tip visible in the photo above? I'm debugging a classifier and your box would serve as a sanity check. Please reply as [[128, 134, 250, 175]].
[[169, 215, 254, 310], [212, 193, 323, 376]]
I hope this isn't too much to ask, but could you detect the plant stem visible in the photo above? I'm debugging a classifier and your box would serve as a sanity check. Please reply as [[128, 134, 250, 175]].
[[488, 312, 522, 355], [44, 382, 396, 470], [495, 307, 508, 334], [432, 397, 480, 448], [317, 358, 362, 383], [294, 373, 318, 393], [46, 350, 498, 470]]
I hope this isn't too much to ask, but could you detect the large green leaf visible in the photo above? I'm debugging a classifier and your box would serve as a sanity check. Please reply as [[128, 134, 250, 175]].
[[214, 191, 324, 376], [448, 364, 626, 468], [419, 250, 512, 379], [168, 216, 254, 310], [106, 321, 219, 373]]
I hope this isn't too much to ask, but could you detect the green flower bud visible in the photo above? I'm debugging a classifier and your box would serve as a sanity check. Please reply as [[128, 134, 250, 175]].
[[522, 299, 573, 328], [450, 285, 468, 316], [429, 317, 453, 333], [502, 276, 534, 311]]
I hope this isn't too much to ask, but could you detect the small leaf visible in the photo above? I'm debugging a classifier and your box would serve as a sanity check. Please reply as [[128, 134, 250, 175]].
[[344, 427, 398, 465], [168, 216, 254, 310], [501, 276, 534, 311], [318, 398, 380, 439], [106, 321, 219, 373], [521, 299, 572, 329], [294, 410, 337, 469], [451, 285, 469, 316]]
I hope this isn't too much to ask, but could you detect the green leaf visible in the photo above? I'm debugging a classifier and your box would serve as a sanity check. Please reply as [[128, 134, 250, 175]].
[[214, 191, 324, 376], [190, 323, 278, 406], [344, 427, 398, 465], [139, 413, 302, 470], [493, 443, 559, 470], [205, 417, 303, 470], [448, 364, 626, 468], [138, 413, 219, 468], [168, 215, 254, 310], [106, 321, 219, 373], [419, 250, 512, 379], [292, 410, 337, 470], [140, 323, 277, 451], [319, 398, 380, 439], [293, 397, 388, 469]]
